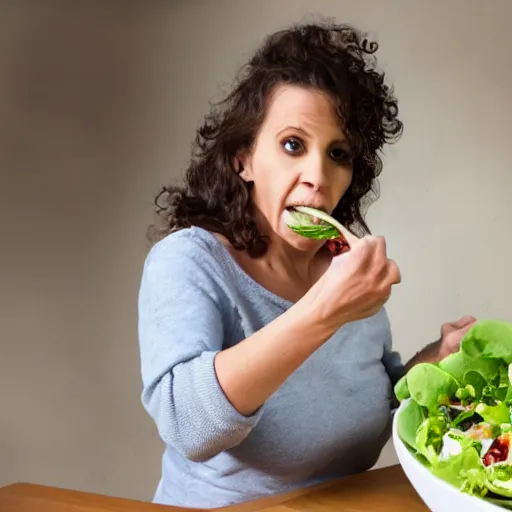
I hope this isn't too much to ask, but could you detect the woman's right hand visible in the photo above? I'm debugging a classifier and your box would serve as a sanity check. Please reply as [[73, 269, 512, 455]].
[[307, 235, 401, 330]]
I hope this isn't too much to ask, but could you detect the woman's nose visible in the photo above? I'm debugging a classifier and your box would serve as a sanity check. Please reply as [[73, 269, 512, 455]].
[[300, 154, 330, 190]]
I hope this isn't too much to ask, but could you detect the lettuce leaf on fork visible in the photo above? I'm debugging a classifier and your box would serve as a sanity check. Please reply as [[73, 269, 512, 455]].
[[395, 319, 512, 508]]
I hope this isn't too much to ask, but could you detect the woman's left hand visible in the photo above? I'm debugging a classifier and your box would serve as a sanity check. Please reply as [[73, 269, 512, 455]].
[[438, 315, 477, 359], [404, 315, 477, 371]]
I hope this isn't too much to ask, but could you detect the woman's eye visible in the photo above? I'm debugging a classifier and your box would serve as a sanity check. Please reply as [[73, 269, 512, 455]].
[[330, 147, 353, 163], [282, 138, 304, 154]]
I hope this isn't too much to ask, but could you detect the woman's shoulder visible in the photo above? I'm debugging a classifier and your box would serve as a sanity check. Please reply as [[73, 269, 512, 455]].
[[146, 226, 221, 264], [142, 226, 233, 288]]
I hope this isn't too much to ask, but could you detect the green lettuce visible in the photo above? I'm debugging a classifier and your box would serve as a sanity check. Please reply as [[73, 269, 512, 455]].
[[475, 402, 511, 426], [283, 206, 341, 240], [438, 351, 501, 385], [462, 370, 488, 400], [396, 399, 426, 452], [486, 465, 512, 498], [405, 363, 459, 410], [394, 374, 410, 401], [461, 320, 512, 364], [431, 445, 488, 497], [415, 413, 449, 465]]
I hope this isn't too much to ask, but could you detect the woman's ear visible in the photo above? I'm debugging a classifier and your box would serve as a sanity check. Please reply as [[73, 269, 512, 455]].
[[235, 152, 253, 182]]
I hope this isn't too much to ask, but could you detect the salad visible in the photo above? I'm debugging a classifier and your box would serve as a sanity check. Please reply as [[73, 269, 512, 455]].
[[395, 319, 512, 509]]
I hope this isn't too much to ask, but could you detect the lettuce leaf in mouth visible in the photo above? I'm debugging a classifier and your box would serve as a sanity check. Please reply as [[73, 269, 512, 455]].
[[283, 206, 345, 240], [395, 319, 512, 507]]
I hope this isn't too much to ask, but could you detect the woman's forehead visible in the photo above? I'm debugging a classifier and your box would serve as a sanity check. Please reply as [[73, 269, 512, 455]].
[[262, 84, 345, 139]]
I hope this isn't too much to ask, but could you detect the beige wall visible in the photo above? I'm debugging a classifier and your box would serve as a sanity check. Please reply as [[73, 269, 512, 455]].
[[1, 0, 511, 502]]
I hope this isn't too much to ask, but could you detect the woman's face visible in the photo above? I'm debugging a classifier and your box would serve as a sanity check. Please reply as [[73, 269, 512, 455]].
[[239, 84, 354, 251]]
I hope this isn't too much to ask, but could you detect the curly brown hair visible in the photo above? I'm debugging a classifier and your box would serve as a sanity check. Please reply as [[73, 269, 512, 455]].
[[148, 20, 403, 257]]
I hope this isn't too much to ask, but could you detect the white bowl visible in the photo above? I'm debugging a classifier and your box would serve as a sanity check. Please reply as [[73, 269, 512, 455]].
[[392, 401, 503, 511]]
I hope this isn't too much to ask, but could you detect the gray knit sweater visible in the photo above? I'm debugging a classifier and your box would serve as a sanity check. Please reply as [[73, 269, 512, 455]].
[[137, 227, 404, 508]]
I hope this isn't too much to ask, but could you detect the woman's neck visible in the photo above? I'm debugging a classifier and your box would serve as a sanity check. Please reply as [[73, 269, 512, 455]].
[[261, 235, 322, 287]]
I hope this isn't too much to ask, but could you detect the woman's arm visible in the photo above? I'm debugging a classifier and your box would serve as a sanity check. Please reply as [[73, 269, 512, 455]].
[[214, 298, 335, 416], [139, 236, 334, 462], [139, 233, 398, 461], [215, 235, 400, 416], [138, 237, 263, 463], [403, 339, 442, 372]]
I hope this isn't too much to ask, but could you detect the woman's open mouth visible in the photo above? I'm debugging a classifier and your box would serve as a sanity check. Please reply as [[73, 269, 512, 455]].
[[284, 205, 327, 225], [283, 206, 351, 255]]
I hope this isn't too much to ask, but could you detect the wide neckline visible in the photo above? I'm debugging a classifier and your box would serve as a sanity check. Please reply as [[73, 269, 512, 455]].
[[192, 227, 296, 309]]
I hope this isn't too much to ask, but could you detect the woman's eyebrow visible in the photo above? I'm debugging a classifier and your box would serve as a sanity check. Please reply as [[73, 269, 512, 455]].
[[277, 125, 346, 141], [276, 125, 310, 137]]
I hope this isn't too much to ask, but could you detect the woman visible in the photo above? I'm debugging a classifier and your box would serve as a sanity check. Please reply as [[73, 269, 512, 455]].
[[138, 20, 475, 508]]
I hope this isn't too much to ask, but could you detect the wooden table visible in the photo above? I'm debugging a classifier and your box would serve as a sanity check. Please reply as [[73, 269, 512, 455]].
[[0, 464, 428, 512]]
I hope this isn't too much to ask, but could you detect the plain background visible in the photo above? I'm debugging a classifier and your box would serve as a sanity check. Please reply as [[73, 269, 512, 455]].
[[1, 0, 511, 503]]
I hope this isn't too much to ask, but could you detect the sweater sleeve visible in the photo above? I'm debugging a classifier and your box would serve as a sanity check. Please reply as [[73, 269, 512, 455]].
[[137, 232, 263, 462], [380, 309, 405, 386]]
